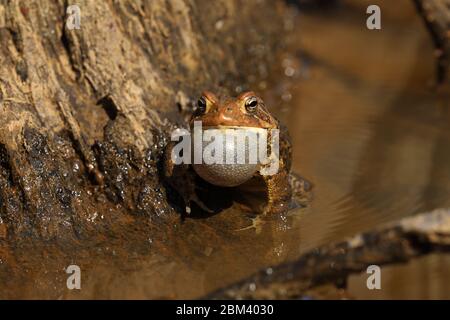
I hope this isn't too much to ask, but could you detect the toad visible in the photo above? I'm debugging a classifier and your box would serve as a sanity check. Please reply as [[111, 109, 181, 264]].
[[163, 91, 311, 215]]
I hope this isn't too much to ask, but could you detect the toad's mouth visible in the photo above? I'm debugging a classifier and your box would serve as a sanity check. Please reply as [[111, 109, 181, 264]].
[[199, 126, 269, 133]]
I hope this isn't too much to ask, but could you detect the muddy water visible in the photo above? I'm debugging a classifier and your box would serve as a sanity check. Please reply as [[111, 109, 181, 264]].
[[276, 1, 449, 253], [272, 1, 450, 298], [270, 0, 450, 298], [2, 0, 450, 299]]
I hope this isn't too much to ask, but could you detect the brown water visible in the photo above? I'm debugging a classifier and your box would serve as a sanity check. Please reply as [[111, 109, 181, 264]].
[[2, 0, 450, 299]]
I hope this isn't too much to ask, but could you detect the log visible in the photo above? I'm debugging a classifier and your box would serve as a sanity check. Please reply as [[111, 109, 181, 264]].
[[0, 0, 286, 241], [204, 208, 450, 299]]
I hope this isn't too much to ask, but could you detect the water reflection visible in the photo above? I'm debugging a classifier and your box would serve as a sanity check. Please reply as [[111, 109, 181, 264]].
[[275, 0, 450, 298]]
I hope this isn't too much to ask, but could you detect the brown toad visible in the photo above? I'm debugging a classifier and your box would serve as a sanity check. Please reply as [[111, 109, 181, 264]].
[[164, 91, 311, 215]]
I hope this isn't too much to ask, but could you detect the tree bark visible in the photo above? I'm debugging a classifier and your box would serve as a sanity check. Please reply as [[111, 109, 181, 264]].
[[0, 0, 286, 241]]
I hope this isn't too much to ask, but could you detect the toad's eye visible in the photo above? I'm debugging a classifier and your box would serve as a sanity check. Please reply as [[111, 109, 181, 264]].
[[245, 96, 258, 113], [197, 97, 207, 113]]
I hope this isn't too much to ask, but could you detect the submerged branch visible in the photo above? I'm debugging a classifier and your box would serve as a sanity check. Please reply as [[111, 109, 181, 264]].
[[205, 208, 450, 299]]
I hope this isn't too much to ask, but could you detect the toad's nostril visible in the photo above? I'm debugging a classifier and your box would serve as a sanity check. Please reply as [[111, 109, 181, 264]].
[[226, 107, 233, 112]]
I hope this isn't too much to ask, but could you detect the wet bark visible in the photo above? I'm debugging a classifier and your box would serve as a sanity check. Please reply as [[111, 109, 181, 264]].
[[205, 209, 450, 299], [0, 0, 286, 241]]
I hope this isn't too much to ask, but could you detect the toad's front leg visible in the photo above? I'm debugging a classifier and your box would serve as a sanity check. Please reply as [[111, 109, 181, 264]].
[[261, 170, 292, 215]]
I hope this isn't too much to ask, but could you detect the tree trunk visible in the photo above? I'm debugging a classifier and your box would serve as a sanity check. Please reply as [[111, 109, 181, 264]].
[[0, 0, 286, 241]]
